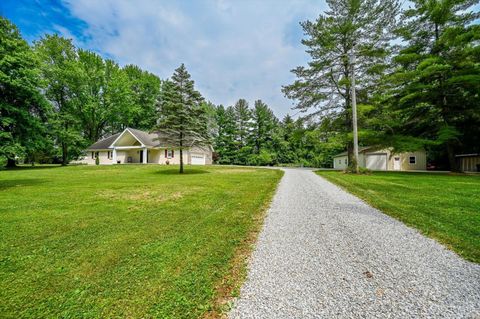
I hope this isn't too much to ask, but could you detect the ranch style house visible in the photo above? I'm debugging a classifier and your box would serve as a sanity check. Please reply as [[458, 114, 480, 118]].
[[79, 128, 213, 165]]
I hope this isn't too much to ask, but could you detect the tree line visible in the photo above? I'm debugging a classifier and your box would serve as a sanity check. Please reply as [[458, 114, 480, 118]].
[[0, 15, 343, 169], [2, 0, 479, 171], [1, 18, 163, 167], [283, 0, 480, 171]]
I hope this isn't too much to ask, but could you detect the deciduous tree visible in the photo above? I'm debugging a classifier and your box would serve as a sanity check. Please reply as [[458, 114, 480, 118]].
[[1, 17, 49, 167]]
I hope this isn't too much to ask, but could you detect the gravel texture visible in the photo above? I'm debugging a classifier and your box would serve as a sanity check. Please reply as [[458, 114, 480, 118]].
[[229, 168, 480, 318]]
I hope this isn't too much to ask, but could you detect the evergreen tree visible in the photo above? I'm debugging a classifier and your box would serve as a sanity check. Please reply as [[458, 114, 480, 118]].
[[154, 64, 209, 173], [0, 17, 49, 167], [251, 100, 278, 154], [387, 0, 480, 170], [283, 0, 400, 165], [214, 105, 237, 164], [233, 98, 251, 147]]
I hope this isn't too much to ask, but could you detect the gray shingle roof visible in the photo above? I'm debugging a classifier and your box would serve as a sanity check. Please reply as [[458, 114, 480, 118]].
[[87, 128, 214, 151], [86, 133, 121, 150], [86, 128, 166, 149], [127, 128, 162, 147], [333, 146, 373, 157]]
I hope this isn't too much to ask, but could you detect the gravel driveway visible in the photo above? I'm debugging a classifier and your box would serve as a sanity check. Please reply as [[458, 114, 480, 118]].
[[229, 168, 480, 318]]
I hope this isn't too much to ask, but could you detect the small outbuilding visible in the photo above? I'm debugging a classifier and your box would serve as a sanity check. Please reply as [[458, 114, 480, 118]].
[[333, 147, 427, 171], [455, 154, 480, 172]]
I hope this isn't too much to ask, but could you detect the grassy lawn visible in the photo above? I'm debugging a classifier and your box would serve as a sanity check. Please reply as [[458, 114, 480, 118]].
[[0, 165, 282, 318], [316, 171, 480, 263]]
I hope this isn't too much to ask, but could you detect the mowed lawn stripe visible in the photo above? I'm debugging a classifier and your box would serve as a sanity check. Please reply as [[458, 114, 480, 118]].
[[0, 165, 282, 318], [316, 171, 480, 263]]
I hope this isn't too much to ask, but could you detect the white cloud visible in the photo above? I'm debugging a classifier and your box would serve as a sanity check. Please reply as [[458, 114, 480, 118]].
[[62, 0, 325, 117]]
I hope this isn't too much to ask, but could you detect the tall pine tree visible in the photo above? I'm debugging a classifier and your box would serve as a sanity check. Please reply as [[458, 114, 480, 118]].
[[388, 0, 480, 170], [154, 64, 209, 173], [283, 0, 400, 166]]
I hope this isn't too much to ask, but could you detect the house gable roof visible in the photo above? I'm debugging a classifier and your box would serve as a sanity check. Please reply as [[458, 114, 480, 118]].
[[126, 128, 162, 147], [86, 133, 121, 150], [87, 128, 213, 151]]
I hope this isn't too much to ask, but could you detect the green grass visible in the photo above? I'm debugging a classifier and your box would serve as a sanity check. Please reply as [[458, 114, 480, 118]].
[[0, 165, 282, 318], [316, 171, 480, 263]]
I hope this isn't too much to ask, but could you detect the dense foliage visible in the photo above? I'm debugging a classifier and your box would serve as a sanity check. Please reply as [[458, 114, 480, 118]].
[[1, 0, 479, 171], [284, 0, 479, 170]]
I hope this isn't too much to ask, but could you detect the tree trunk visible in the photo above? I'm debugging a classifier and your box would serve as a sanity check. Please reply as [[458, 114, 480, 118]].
[[179, 132, 184, 174], [446, 141, 460, 172], [62, 141, 68, 166], [6, 158, 16, 168]]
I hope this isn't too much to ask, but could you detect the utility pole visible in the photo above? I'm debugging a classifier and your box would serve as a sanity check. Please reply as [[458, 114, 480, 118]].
[[350, 49, 359, 173]]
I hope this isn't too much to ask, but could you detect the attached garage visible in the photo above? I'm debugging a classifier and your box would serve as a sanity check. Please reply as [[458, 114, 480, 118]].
[[190, 153, 206, 165], [365, 153, 387, 171]]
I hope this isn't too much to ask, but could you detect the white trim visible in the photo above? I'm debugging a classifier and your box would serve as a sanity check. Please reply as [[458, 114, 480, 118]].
[[126, 128, 146, 147], [108, 128, 145, 148], [142, 148, 147, 164], [113, 146, 144, 150]]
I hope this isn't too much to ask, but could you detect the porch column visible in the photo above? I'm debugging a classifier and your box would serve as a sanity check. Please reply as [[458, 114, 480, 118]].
[[142, 148, 147, 164], [112, 148, 117, 164]]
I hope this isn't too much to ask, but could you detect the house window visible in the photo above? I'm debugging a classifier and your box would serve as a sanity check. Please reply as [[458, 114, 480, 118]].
[[107, 151, 111, 159], [338, 159, 341, 164], [409, 156, 416, 164], [91, 152, 94, 159], [345, 159, 347, 164], [166, 150, 174, 158]]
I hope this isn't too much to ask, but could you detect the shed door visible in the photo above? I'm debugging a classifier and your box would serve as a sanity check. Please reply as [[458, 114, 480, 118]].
[[393, 157, 401, 170], [366, 154, 387, 170], [191, 153, 206, 165]]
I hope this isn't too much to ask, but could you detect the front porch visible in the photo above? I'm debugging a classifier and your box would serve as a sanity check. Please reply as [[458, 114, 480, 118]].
[[113, 147, 161, 164]]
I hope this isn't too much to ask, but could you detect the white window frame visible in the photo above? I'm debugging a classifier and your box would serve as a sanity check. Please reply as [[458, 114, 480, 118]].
[[167, 150, 174, 159], [409, 156, 416, 164]]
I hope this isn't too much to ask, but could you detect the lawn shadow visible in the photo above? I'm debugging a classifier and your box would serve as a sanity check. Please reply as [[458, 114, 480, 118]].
[[154, 168, 210, 175], [0, 179, 48, 190], [3, 165, 63, 170]]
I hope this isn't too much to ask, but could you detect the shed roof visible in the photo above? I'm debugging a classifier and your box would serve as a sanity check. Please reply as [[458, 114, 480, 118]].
[[333, 146, 372, 157], [455, 153, 480, 158]]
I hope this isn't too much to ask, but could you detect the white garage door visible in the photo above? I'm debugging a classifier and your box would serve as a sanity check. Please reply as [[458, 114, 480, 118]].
[[366, 154, 387, 170], [191, 153, 206, 165]]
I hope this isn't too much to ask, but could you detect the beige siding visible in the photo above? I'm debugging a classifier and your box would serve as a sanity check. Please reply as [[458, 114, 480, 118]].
[[76, 150, 113, 165], [79, 146, 213, 165], [385, 150, 426, 171], [334, 156, 348, 169], [400, 151, 426, 171], [333, 148, 427, 171]]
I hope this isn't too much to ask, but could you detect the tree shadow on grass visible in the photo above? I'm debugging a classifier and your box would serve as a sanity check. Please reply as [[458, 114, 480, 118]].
[[3, 165, 63, 171], [154, 168, 210, 175], [0, 179, 48, 190]]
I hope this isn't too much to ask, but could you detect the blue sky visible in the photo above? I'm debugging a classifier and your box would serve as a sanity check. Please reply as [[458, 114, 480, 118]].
[[1, 0, 325, 117]]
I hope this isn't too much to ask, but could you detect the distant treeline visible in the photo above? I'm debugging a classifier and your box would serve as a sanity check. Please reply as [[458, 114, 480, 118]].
[[2, 0, 479, 170]]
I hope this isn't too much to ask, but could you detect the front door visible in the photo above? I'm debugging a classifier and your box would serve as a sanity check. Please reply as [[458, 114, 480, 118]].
[[394, 157, 401, 170], [139, 151, 143, 163]]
